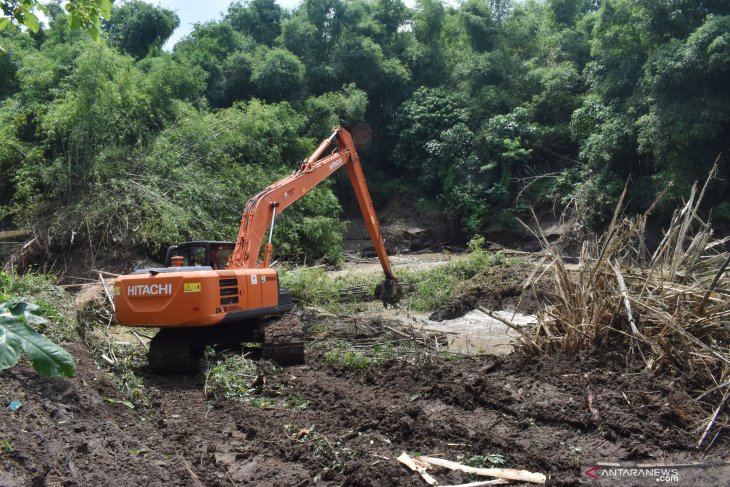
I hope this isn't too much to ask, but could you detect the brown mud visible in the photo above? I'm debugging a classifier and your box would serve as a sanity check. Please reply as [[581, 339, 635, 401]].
[[2, 340, 727, 486]]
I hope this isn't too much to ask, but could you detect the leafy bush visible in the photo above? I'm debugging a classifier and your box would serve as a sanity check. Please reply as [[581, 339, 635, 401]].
[[281, 242, 504, 312], [8, 85, 345, 264], [280, 265, 381, 307], [0, 271, 77, 343]]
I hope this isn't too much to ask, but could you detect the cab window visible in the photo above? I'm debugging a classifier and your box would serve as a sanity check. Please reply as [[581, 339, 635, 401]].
[[178, 245, 207, 266], [210, 246, 233, 269]]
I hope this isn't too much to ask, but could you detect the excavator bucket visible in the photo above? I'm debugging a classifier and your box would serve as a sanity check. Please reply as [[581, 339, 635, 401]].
[[375, 278, 402, 308]]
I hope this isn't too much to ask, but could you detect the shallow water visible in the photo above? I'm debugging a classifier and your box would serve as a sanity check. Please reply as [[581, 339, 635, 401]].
[[361, 304, 535, 355]]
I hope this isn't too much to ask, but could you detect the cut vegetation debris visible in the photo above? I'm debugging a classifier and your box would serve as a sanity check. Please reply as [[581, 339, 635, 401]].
[[311, 315, 453, 367], [520, 165, 730, 447], [397, 452, 546, 485], [203, 350, 260, 400]]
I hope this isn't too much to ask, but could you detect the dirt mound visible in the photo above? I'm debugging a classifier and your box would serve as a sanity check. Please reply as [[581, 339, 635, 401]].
[[430, 263, 537, 321], [2, 340, 727, 486], [74, 283, 106, 309]]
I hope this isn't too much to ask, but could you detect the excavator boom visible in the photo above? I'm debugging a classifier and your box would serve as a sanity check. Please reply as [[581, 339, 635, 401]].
[[227, 128, 395, 281]]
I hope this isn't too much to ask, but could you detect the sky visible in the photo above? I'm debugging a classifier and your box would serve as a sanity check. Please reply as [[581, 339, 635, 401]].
[[157, 0, 418, 49]]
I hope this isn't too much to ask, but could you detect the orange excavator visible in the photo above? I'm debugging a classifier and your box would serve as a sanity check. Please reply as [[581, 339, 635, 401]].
[[114, 128, 401, 372]]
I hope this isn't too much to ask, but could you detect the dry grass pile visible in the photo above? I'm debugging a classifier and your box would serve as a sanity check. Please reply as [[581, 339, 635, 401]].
[[520, 164, 729, 447]]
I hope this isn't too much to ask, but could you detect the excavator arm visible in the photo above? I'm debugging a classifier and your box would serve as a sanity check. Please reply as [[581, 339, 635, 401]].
[[227, 128, 399, 303]]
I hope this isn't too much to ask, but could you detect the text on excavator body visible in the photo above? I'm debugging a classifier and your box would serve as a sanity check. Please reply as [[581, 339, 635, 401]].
[[127, 284, 173, 296]]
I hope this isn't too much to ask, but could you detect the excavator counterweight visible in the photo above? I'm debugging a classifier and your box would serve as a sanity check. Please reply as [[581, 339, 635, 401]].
[[114, 128, 400, 372]]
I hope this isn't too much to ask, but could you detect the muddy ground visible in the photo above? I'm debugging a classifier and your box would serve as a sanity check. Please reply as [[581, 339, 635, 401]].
[[2, 335, 728, 486]]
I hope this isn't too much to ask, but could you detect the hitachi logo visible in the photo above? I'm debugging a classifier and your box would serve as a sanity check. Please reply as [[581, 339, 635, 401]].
[[127, 284, 172, 296]]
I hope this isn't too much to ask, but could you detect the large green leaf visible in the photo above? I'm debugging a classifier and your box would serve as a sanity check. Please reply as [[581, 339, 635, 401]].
[[0, 325, 23, 370], [0, 303, 75, 378]]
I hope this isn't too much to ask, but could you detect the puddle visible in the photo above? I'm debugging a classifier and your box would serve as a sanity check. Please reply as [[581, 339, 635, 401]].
[[422, 309, 535, 354]]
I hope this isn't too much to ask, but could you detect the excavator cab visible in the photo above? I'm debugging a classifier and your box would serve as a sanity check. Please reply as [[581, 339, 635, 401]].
[[164, 241, 234, 269]]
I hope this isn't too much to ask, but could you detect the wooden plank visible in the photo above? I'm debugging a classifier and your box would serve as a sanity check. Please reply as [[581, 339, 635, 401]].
[[442, 480, 508, 487], [419, 456, 546, 484], [397, 452, 438, 485], [0, 229, 31, 240]]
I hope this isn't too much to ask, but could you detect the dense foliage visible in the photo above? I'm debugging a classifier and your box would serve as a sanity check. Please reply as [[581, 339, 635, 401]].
[[2, 0, 111, 39], [1, 0, 728, 267]]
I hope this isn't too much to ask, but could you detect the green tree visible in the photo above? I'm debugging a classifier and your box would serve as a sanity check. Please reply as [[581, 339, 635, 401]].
[[637, 15, 730, 199], [460, 0, 499, 52], [391, 87, 469, 193], [304, 83, 368, 137], [105, 0, 179, 59], [413, 0, 445, 46], [374, 0, 407, 39], [304, 0, 345, 53], [227, 0, 283, 46], [2, 0, 112, 39], [250, 47, 306, 102], [174, 21, 252, 106]]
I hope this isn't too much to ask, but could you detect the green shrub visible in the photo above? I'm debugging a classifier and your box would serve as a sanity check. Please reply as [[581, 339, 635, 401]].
[[399, 247, 505, 311], [325, 350, 372, 369], [279, 266, 381, 307]]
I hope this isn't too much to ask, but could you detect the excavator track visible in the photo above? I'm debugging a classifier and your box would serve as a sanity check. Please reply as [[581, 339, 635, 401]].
[[148, 314, 304, 374], [148, 328, 205, 374], [260, 314, 305, 365]]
